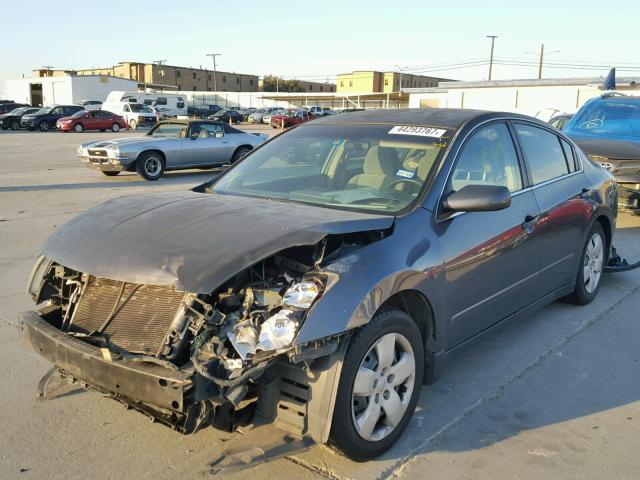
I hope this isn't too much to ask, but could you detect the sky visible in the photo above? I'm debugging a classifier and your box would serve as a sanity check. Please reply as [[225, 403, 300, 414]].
[[2, 0, 640, 95]]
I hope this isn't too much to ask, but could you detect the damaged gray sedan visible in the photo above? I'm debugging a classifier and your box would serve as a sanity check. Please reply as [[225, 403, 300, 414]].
[[20, 109, 617, 462]]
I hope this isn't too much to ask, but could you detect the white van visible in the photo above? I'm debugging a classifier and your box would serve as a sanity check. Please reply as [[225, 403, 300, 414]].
[[101, 102, 158, 129], [103, 91, 187, 118]]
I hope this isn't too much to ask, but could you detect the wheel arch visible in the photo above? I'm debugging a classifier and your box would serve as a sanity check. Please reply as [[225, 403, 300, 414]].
[[135, 149, 166, 162], [378, 289, 438, 384], [594, 214, 612, 252], [132, 149, 166, 173]]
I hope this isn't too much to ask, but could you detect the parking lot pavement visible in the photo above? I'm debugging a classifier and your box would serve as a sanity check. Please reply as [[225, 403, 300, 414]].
[[1, 130, 639, 479]]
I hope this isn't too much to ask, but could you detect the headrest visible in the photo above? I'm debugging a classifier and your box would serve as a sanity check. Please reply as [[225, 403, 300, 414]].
[[364, 146, 399, 175]]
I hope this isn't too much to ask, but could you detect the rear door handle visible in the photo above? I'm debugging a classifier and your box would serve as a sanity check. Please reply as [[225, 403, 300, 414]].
[[522, 214, 540, 232]]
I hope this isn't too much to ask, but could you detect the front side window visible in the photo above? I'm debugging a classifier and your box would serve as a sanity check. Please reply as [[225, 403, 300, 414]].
[[450, 123, 523, 193], [514, 124, 569, 185], [213, 124, 452, 214]]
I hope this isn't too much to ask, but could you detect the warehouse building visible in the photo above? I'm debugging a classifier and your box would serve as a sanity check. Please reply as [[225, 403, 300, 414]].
[[336, 70, 452, 93], [406, 76, 640, 118], [34, 61, 259, 92], [4, 74, 137, 107]]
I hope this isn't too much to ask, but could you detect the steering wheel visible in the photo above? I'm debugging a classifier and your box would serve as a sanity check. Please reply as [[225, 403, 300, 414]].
[[386, 178, 423, 191], [579, 119, 603, 129]]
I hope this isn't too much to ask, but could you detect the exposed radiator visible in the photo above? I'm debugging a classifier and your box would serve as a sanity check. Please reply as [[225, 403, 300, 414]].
[[70, 276, 187, 356]]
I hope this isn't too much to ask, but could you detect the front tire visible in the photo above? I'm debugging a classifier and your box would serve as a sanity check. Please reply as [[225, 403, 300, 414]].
[[330, 309, 424, 461], [136, 152, 165, 181], [73, 123, 84, 133], [129, 119, 138, 130], [111, 123, 120, 132], [567, 222, 606, 305]]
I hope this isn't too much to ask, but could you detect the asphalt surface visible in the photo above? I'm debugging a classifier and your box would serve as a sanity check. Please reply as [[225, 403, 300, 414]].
[[1, 127, 639, 480]]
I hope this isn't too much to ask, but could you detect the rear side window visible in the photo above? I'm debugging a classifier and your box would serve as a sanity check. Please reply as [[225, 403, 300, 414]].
[[451, 123, 523, 193], [560, 138, 578, 172], [514, 124, 569, 184]]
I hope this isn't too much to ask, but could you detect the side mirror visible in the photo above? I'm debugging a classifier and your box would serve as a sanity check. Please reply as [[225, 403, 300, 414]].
[[442, 184, 511, 213]]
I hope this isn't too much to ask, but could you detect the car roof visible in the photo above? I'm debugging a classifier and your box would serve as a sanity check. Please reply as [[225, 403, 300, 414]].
[[590, 94, 640, 104], [309, 108, 536, 129]]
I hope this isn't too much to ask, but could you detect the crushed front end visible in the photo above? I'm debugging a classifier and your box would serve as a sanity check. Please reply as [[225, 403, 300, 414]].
[[19, 238, 370, 443]]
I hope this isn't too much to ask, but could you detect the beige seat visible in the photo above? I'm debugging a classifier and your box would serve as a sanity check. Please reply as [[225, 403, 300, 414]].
[[347, 146, 400, 190]]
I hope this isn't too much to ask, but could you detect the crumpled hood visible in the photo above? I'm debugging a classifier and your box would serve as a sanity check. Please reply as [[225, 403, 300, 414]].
[[41, 191, 394, 293], [567, 132, 640, 160]]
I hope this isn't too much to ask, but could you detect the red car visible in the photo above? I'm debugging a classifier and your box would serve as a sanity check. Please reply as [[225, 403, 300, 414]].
[[270, 110, 313, 129], [57, 110, 128, 133]]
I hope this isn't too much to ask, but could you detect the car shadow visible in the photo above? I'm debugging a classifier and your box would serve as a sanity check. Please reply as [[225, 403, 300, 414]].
[[0, 170, 223, 193]]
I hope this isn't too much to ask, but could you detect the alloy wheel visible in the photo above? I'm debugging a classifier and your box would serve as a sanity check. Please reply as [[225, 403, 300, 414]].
[[144, 157, 162, 177], [351, 332, 416, 441], [583, 232, 603, 294]]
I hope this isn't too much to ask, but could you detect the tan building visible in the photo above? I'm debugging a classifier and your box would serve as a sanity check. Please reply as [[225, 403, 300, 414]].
[[336, 70, 451, 93], [33, 62, 259, 92]]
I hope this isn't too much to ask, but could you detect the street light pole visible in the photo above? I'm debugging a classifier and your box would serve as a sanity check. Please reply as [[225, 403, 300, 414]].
[[486, 35, 497, 80], [206, 53, 221, 91]]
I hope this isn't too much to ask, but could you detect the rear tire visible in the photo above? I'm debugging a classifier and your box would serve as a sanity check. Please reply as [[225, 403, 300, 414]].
[[102, 171, 119, 177], [230, 146, 252, 164], [136, 151, 165, 181], [39, 122, 50, 132], [74, 123, 84, 133], [566, 222, 606, 305], [330, 309, 424, 461]]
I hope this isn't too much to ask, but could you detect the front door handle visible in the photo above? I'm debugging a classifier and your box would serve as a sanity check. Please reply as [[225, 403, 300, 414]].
[[522, 214, 540, 232]]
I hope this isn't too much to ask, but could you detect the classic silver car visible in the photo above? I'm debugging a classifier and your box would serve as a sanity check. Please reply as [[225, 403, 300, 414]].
[[77, 120, 269, 180]]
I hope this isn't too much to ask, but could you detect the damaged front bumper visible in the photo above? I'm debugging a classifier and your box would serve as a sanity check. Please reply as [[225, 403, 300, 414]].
[[19, 309, 191, 414]]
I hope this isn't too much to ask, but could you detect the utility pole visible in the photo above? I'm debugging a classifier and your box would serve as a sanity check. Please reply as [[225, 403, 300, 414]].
[[395, 65, 404, 94], [206, 53, 221, 92], [486, 35, 497, 80], [537, 44, 544, 79], [153, 60, 166, 90]]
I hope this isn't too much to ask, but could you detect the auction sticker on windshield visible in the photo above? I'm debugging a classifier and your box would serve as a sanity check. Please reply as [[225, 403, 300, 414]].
[[388, 125, 446, 137]]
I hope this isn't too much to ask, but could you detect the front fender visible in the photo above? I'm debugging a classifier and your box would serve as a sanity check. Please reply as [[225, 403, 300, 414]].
[[294, 208, 448, 348]]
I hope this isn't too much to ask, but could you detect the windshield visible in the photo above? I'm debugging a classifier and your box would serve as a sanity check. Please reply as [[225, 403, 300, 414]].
[[570, 100, 640, 136], [70, 110, 86, 118], [129, 104, 153, 113], [148, 122, 186, 138], [33, 108, 51, 115], [7, 107, 26, 115], [213, 124, 451, 214]]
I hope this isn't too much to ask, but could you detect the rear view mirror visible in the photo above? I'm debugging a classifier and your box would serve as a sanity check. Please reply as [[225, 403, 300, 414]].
[[442, 184, 511, 213]]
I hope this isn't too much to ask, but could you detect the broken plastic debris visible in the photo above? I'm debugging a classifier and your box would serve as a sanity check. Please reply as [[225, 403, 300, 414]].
[[228, 321, 259, 360], [257, 309, 298, 351]]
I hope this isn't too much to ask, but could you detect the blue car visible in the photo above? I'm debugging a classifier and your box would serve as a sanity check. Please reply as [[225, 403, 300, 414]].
[[564, 93, 640, 186]]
